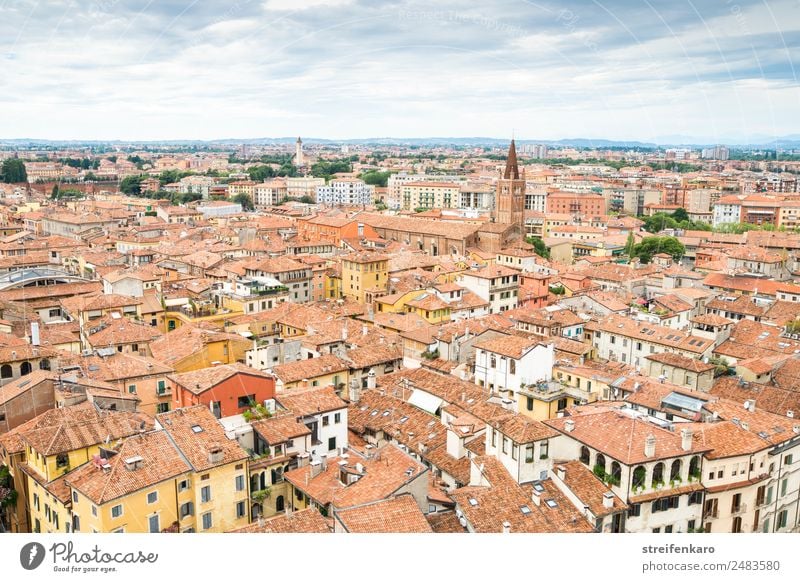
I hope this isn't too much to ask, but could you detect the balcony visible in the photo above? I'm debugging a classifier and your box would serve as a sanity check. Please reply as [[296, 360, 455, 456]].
[[703, 509, 719, 520], [731, 503, 747, 516]]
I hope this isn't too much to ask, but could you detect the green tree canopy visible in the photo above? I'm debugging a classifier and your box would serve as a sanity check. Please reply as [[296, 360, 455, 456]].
[[1, 159, 27, 183], [247, 165, 276, 182], [360, 170, 391, 187], [631, 236, 685, 264], [119, 175, 143, 196], [232, 193, 255, 211], [526, 236, 551, 259]]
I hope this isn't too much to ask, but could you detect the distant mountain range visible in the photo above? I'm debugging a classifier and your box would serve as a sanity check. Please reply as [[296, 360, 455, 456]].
[[2, 136, 800, 149]]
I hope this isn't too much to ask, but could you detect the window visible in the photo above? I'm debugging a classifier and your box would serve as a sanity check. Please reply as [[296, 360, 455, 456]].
[[148, 514, 160, 533], [627, 504, 641, 517], [72, 491, 78, 503], [147, 491, 158, 504], [509, 360, 516, 375], [202, 512, 213, 530], [128, 384, 136, 394], [511, 444, 518, 460], [334, 412, 341, 424], [491, 429, 497, 447], [157, 380, 166, 395], [91, 505, 97, 517], [235, 475, 245, 491], [688, 491, 703, 505], [236, 501, 246, 519], [777, 510, 788, 529], [652, 462, 664, 486], [540, 440, 549, 460], [502, 436, 509, 454], [525, 444, 534, 463], [178, 479, 189, 492], [664, 525, 673, 533], [156, 403, 170, 414], [526, 396, 533, 411], [786, 454, 794, 466], [111, 505, 123, 518], [322, 415, 329, 427], [579, 446, 590, 465], [781, 478, 788, 497], [180, 502, 193, 518], [632, 466, 646, 488], [238, 395, 254, 408], [490, 354, 496, 368], [56, 453, 69, 468], [201, 486, 211, 503]]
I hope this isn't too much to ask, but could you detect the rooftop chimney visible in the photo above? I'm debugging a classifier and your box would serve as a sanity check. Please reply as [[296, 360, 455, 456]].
[[556, 465, 566, 481], [602, 492, 615, 509], [644, 434, 656, 458], [680, 428, 693, 452], [502, 521, 511, 534], [744, 399, 756, 412], [208, 447, 224, 464], [564, 419, 575, 433], [531, 489, 542, 506], [367, 369, 376, 391]]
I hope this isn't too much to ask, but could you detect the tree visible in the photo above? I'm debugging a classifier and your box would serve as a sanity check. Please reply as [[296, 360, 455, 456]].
[[671, 207, 689, 222], [232, 193, 254, 211], [1, 159, 27, 183], [51, 184, 60, 199], [247, 165, 276, 182], [526, 236, 551, 259], [631, 236, 685, 264], [624, 231, 636, 256], [119, 175, 143, 196], [360, 170, 391, 187]]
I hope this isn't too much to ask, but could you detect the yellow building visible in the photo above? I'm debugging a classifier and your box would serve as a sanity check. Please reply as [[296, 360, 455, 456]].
[[517, 361, 618, 421], [271, 354, 350, 392], [341, 252, 389, 305], [401, 181, 461, 211], [8, 404, 154, 533], [63, 405, 250, 533], [149, 324, 252, 373]]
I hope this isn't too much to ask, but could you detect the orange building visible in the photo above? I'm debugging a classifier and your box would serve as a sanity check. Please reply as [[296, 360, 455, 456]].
[[296, 216, 379, 245], [170, 363, 276, 419]]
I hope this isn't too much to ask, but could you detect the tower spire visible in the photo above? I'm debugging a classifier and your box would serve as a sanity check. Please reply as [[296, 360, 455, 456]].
[[503, 138, 519, 180]]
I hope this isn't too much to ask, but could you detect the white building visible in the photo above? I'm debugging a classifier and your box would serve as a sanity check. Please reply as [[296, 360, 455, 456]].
[[275, 386, 349, 459], [712, 196, 743, 227], [473, 336, 554, 400], [457, 264, 520, 314], [315, 178, 374, 206]]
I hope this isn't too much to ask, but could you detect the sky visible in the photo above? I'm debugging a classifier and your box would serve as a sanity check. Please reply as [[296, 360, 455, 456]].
[[0, 0, 799, 143]]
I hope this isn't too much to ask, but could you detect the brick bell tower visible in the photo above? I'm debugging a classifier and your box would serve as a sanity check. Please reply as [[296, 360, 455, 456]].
[[495, 139, 525, 232]]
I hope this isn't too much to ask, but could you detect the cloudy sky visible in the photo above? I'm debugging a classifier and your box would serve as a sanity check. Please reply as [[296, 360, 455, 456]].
[[1, 0, 798, 142]]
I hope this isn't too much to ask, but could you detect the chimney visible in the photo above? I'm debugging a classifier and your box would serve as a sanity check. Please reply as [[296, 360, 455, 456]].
[[556, 465, 566, 481], [602, 492, 615, 509], [564, 419, 575, 433], [744, 399, 755, 412], [367, 369, 376, 390], [208, 447, 224, 464], [502, 521, 511, 534], [30, 322, 40, 346], [310, 459, 323, 478], [644, 434, 656, 458], [123, 456, 143, 471], [362, 325, 369, 337], [680, 428, 692, 452], [531, 489, 541, 506], [341, 325, 348, 341]]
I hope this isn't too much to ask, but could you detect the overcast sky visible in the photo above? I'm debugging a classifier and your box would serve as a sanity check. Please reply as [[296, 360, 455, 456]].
[[1, 0, 798, 142]]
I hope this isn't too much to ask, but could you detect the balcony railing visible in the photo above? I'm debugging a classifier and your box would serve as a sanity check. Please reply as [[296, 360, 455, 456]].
[[703, 509, 719, 520], [731, 503, 748, 516]]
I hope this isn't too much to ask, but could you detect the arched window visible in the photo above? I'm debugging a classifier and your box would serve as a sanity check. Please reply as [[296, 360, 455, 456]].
[[610, 462, 622, 485], [595, 453, 607, 475], [732, 516, 742, 533], [275, 495, 285, 512], [670, 459, 682, 482], [579, 446, 591, 465], [689, 456, 700, 479], [39, 359, 51, 371], [652, 462, 665, 486], [0, 364, 11, 379], [633, 465, 647, 488], [20, 361, 32, 376]]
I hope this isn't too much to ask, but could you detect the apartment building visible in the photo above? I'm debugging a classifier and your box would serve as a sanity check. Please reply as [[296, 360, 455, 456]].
[[457, 264, 520, 314], [316, 178, 373, 206]]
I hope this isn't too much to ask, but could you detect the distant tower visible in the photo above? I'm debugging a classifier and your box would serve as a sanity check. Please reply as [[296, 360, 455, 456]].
[[495, 139, 525, 231], [295, 137, 304, 167]]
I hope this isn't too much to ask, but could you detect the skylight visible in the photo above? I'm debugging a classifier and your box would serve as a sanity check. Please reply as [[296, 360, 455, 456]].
[[520, 505, 532, 515], [191, 425, 203, 433], [545, 499, 558, 508], [468, 498, 479, 506]]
